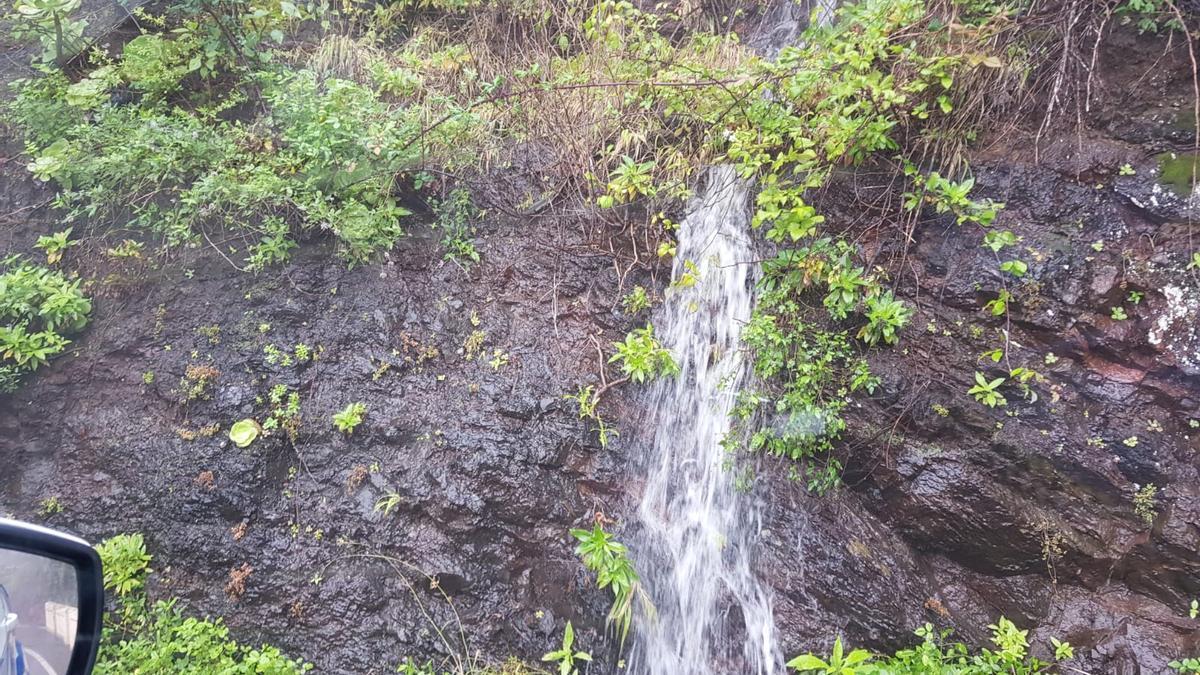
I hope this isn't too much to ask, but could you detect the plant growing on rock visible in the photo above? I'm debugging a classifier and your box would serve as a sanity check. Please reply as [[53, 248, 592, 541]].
[[598, 156, 657, 208], [0, 261, 91, 393], [983, 230, 1019, 253], [609, 325, 677, 384], [858, 292, 912, 346], [903, 171, 1003, 227], [432, 188, 481, 267], [179, 364, 219, 402], [263, 384, 302, 441], [621, 285, 651, 314], [333, 402, 367, 435], [94, 533, 311, 673], [786, 637, 871, 674], [1134, 483, 1158, 526], [541, 621, 591, 675], [1171, 657, 1200, 673], [38, 495, 63, 515], [564, 385, 618, 449], [34, 228, 77, 264], [984, 289, 1012, 317], [228, 419, 261, 448], [999, 260, 1028, 278], [570, 521, 647, 646], [375, 492, 403, 516], [787, 619, 1073, 674], [968, 372, 1006, 408], [732, 244, 882, 490]]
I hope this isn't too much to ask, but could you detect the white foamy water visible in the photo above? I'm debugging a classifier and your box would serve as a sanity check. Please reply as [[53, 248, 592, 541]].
[[629, 166, 783, 674]]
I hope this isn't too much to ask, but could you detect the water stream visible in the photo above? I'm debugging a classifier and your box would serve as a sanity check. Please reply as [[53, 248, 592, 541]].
[[629, 166, 783, 674]]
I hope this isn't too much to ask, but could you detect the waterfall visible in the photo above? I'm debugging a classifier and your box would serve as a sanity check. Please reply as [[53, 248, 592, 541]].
[[628, 166, 782, 674]]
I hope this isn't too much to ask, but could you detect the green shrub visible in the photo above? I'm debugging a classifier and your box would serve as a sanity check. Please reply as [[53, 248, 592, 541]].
[[8, 0, 88, 64], [33, 228, 76, 264], [432, 188, 481, 266], [621, 286, 651, 314], [608, 325, 677, 384], [730, 242, 883, 492], [120, 34, 196, 99], [1116, 0, 1183, 34], [858, 292, 912, 346], [0, 261, 91, 392], [570, 522, 646, 645], [333, 401, 366, 434], [6, 0, 495, 270], [787, 619, 1073, 674], [94, 533, 311, 674]]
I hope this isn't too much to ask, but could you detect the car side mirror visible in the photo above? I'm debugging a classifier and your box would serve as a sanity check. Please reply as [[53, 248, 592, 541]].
[[0, 519, 103, 675]]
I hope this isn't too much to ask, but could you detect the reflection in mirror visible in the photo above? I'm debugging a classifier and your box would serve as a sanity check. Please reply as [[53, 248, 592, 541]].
[[0, 549, 78, 675]]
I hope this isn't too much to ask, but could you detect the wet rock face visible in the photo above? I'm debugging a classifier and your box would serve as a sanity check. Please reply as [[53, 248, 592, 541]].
[[0, 198, 638, 670], [2, 12, 1200, 675], [752, 27, 1200, 672]]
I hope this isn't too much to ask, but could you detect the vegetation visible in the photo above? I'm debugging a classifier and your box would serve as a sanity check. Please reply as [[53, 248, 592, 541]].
[[968, 372, 1007, 408], [7, 0, 481, 268], [0, 260, 91, 393], [34, 228, 77, 264], [620, 285, 651, 314], [565, 384, 618, 448], [540, 622, 591, 675], [263, 384, 302, 441], [433, 188, 482, 267], [228, 419, 261, 448], [94, 533, 310, 673], [333, 401, 366, 434], [1134, 483, 1159, 526], [609, 325, 677, 384], [786, 620, 1074, 674], [4, 0, 1193, 670], [570, 520, 647, 646]]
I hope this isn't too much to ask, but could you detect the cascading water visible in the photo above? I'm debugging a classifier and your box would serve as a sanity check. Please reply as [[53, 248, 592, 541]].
[[629, 166, 783, 674]]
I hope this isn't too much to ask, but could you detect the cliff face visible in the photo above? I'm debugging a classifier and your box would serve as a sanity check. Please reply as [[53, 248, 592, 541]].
[[756, 25, 1200, 673], [1, 4, 1199, 673], [0, 174, 637, 671]]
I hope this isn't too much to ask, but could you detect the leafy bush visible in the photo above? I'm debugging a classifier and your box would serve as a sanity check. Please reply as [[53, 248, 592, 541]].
[[621, 286, 651, 314], [786, 619, 1074, 674], [570, 522, 647, 645], [1116, 0, 1184, 34], [34, 228, 76, 264], [730, 242, 884, 492], [120, 34, 197, 99], [608, 325, 678, 384], [0, 261, 91, 392], [12, 64, 426, 265], [968, 372, 1007, 408], [432, 188, 481, 266], [333, 401, 366, 434], [8, 0, 88, 64], [94, 533, 311, 674], [94, 534, 153, 598], [858, 292, 912, 346], [6, 0, 488, 270]]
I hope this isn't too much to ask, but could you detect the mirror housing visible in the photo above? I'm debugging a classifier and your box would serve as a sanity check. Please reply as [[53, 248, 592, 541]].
[[0, 519, 103, 675]]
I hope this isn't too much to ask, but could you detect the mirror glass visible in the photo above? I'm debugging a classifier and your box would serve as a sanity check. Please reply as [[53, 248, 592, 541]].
[[0, 549, 78, 675]]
